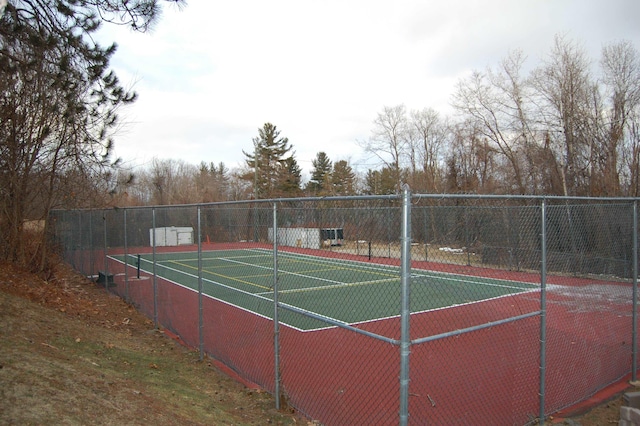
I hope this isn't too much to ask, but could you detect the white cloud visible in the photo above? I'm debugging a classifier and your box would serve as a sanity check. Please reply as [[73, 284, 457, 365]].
[[100, 0, 640, 177]]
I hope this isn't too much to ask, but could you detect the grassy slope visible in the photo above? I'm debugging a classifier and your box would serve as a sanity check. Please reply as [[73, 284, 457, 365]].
[[0, 261, 305, 426]]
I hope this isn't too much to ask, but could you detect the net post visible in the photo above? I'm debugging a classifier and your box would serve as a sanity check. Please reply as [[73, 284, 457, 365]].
[[399, 184, 411, 426]]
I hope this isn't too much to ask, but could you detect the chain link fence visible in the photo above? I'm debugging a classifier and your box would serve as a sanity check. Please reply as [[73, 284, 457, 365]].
[[48, 190, 639, 425]]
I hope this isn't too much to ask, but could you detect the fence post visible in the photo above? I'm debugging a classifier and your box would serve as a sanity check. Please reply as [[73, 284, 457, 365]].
[[633, 201, 638, 382], [152, 207, 158, 328], [399, 185, 412, 426], [103, 210, 108, 289], [538, 198, 548, 425], [465, 204, 471, 266], [124, 209, 129, 303], [424, 206, 428, 262], [273, 202, 282, 410], [198, 206, 204, 361], [88, 211, 92, 277]]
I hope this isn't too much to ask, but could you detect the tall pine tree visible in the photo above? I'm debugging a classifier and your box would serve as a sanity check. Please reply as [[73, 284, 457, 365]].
[[330, 160, 356, 195], [243, 123, 298, 198], [306, 152, 333, 195], [277, 156, 303, 197]]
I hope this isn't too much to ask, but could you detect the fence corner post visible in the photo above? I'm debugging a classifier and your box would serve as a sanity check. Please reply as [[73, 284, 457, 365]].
[[273, 202, 282, 410], [539, 198, 548, 425], [197, 206, 204, 361], [633, 200, 638, 382], [400, 184, 412, 426]]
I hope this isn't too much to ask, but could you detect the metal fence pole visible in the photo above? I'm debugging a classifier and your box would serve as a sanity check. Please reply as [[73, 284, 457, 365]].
[[424, 207, 428, 262], [633, 201, 638, 382], [387, 202, 392, 258], [152, 207, 158, 328], [124, 209, 129, 303], [399, 185, 411, 426], [88, 211, 93, 277], [253, 202, 258, 242], [465, 204, 471, 266], [103, 210, 108, 290], [198, 206, 204, 360], [77, 212, 82, 274], [538, 198, 548, 425], [273, 202, 282, 410]]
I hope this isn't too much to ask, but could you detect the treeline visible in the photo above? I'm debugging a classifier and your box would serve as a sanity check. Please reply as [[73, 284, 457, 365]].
[[104, 121, 359, 205], [111, 36, 640, 204], [362, 36, 640, 197]]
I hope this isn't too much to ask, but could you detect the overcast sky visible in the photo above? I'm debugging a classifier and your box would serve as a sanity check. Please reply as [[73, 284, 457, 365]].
[[98, 0, 640, 179]]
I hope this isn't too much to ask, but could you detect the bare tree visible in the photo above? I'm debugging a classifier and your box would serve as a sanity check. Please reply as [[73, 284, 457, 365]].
[[360, 105, 409, 193], [142, 158, 198, 205], [195, 161, 231, 202], [445, 121, 498, 194], [598, 40, 640, 195], [530, 35, 594, 196], [408, 107, 448, 192], [452, 51, 537, 194], [623, 113, 640, 196]]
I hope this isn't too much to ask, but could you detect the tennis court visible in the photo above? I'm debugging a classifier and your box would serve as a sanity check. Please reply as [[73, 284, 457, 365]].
[[112, 248, 540, 332]]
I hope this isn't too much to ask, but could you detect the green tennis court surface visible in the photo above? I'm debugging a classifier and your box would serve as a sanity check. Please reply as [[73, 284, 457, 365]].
[[111, 249, 539, 331]]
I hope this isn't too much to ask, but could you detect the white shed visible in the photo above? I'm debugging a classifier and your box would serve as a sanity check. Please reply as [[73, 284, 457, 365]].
[[149, 227, 194, 247], [268, 227, 322, 249]]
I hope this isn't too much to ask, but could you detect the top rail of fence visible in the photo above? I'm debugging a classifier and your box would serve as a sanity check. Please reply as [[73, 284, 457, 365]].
[[50, 193, 640, 213]]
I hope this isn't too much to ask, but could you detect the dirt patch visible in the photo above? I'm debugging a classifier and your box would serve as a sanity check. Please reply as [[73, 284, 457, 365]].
[[547, 392, 629, 425], [0, 260, 310, 425]]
